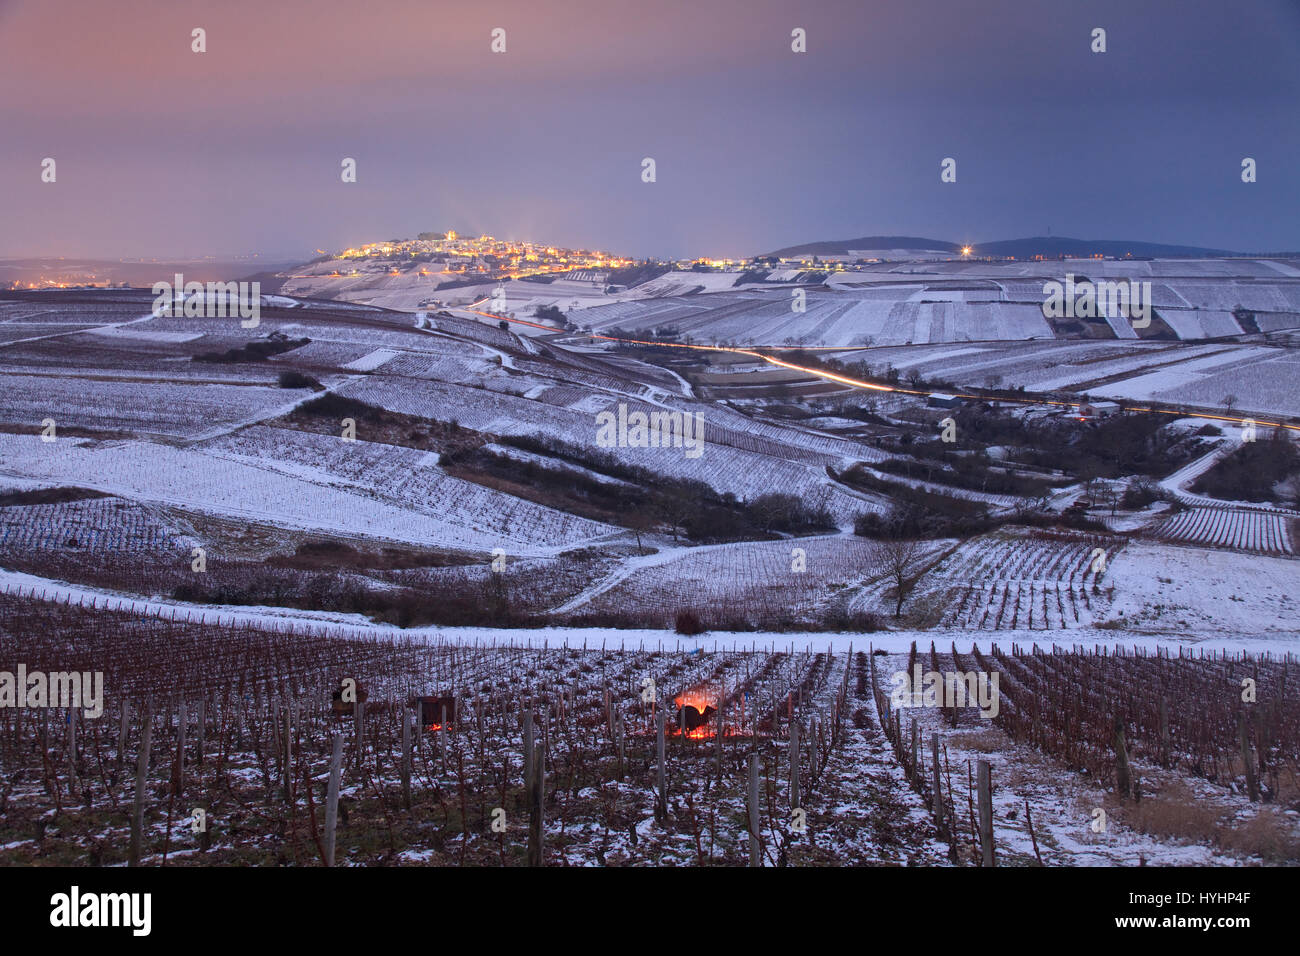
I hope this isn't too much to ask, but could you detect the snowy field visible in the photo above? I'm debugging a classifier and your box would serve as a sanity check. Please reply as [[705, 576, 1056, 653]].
[[1, 288, 1297, 868]]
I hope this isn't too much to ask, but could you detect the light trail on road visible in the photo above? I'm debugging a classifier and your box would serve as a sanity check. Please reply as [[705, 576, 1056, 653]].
[[464, 308, 1300, 434]]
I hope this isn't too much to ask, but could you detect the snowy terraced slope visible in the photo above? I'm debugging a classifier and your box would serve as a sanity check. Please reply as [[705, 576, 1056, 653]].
[[1146, 507, 1295, 556], [0, 496, 197, 555], [825, 336, 1300, 416], [919, 530, 1124, 630], [570, 258, 1300, 351], [1022, 344, 1229, 392], [1103, 541, 1300, 632], [1128, 351, 1300, 418], [0, 433, 591, 555], [335, 376, 887, 521], [580, 289, 1055, 347], [263, 340, 382, 368], [1090, 346, 1282, 400], [562, 534, 881, 622], [199, 426, 618, 549], [0, 373, 305, 438]]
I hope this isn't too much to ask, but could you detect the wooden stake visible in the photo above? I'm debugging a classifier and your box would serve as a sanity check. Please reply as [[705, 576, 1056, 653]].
[[117, 699, 130, 770], [401, 708, 412, 811], [128, 707, 154, 867], [324, 733, 343, 867], [714, 702, 724, 783], [527, 740, 545, 866], [439, 704, 449, 769], [523, 703, 534, 793], [910, 717, 919, 782], [1112, 714, 1131, 798], [1239, 715, 1258, 802], [282, 704, 292, 803], [977, 759, 995, 867], [931, 733, 944, 835], [352, 698, 363, 772], [788, 717, 800, 811], [655, 707, 667, 821], [616, 709, 625, 782], [196, 696, 206, 766]]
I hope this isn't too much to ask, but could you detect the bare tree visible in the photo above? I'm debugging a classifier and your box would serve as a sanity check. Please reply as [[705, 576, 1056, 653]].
[[1275, 473, 1300, 508], [879, 538, 923, 618], [623, 506, 655, 556]]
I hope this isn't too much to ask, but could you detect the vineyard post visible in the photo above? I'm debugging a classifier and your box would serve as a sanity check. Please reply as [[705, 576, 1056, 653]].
[[196, 696, 205, 766], [439, 703, 449, 770], [527, 739, 545, 867], [1024, 797, 1044, 865], [655, 707, 667, 821], [233, 684, 244, 752], [324, 733, 343, 866], [910, 717, 919, 783], [1238, 715, 1258, 801], [12, 689, 23, 757], [1112, 714, 1131, 798], [810, 715, 821, 788], [616, 709, 625, 782], [977, 759, 995, 867], [930, 733, 944, 835], [352, 698, 363, 772], [747, 753, 760, 867], [401, 706, 412, 811], [1158, 697, 1169, 768], [128, 706, 154, 867], [269, 696, 282, 783], [788, 717, 800, 811], [117, 699, 130, 770], [66, 706, 79, 800], [175, 700, 187, 799], [282, 704, 292, 803], [523, 703, 534, 795], [714, 702, 724, 784]]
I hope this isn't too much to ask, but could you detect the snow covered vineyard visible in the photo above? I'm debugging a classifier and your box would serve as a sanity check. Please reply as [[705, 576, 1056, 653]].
[[0, 590, 1297, 867], [1146, 507, 1295, 556], [2, 287, 1300, 866]]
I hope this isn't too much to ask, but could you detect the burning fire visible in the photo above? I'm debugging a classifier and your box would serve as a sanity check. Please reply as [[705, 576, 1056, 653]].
[[673, 689, 714, 712], [672, 687, 719, 739]]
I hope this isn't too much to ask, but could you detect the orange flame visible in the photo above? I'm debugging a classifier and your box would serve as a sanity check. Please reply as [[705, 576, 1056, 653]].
[[671, 686, 719, 738]]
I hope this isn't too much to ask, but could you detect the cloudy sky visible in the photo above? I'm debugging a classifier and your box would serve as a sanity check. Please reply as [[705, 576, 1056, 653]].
[[2, 0, 1297, 259]]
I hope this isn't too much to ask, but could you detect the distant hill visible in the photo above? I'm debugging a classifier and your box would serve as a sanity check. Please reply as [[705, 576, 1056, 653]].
[[766, 236, 958, 258], [975, 236, 1241, 258], [0, 257, 300, 290], [765, 235, 1244, 259]]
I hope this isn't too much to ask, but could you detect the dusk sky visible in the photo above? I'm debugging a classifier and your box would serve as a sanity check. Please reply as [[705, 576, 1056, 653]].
[[2, 0, 1297, 260]]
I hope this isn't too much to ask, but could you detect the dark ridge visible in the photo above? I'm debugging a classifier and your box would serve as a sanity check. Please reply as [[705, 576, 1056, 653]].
[[765, 235, 1244, 259]]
